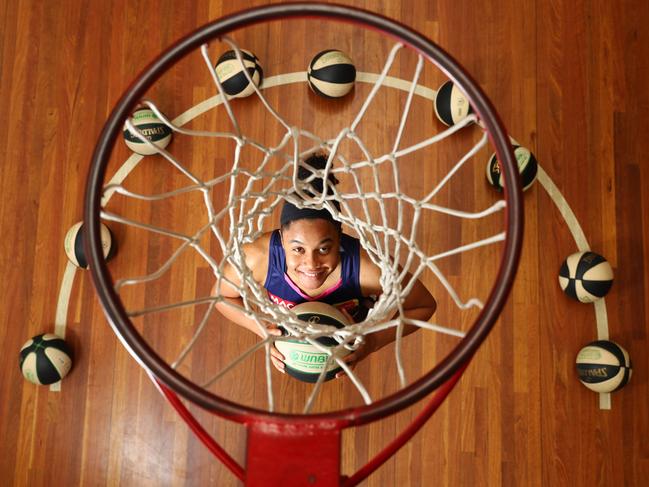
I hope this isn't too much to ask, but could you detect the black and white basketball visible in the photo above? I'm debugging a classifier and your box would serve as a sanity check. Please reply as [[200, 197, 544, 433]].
[[434, 80, 473, 126], [558, 251, 613, 303], [486, 146, 538, 191], [123, 108, 172, 155], [576, 340, 631, 393], [307, 50, 356, 98], [215, 49, 263, 98], [275, 302, 351, 383], [64, 221, 116, 269], [20, 334, 73, 385]]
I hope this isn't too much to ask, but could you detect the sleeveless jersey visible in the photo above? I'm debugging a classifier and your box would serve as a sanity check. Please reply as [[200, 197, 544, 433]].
[[264, 230, 373, 321]]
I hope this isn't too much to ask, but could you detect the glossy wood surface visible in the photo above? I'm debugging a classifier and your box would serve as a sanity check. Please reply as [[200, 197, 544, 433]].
[[1, 1, 647, 485]]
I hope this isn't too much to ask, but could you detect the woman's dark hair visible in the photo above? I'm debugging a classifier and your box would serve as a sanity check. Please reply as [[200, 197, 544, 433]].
[[280, 153, 342, 230]]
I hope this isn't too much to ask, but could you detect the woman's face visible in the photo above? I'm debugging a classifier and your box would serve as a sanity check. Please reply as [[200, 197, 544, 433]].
[[281, 218, 341, 291]]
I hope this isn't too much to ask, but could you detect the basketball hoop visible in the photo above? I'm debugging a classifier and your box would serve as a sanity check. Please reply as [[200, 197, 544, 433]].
[[85, 3, 523, 485]]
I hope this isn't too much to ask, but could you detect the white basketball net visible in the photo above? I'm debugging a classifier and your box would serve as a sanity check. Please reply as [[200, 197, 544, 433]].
[[101, 36, 506, 413]]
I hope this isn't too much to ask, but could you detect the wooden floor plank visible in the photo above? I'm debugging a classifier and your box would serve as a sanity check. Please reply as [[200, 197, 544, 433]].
[[1, 1, 648, 485]]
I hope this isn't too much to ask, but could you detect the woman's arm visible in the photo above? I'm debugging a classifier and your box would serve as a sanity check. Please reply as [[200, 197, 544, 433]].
[[211, 244, 268, 338], [365, 275, 436, 352], [210, 236, 285, 371], [337, 251, 436, 375]]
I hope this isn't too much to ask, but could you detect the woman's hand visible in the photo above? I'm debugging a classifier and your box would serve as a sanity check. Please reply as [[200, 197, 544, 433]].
[[335, 334, 377, 379], [263, 324, 286, 374], [334, 307, 376, 379]]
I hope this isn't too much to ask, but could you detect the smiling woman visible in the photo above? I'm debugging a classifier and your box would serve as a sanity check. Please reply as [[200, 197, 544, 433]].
[[211, 154, 437, 376]]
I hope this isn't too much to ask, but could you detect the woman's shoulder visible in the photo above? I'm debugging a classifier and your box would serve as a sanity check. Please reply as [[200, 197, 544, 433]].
[[356, 243, 383, 296], [241, 231, 274, 265]]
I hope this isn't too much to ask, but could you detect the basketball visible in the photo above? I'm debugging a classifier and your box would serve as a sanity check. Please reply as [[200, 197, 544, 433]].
[[486, 146, 538, 191], [122, 108, 172, 155], [307, 49, 356, 98], [19, 333, 73, 385], [215, 49, 263, 98], [434, 80, 473, 126], [558, 251, 613, 303], [275, 302, 351, 383], [64, 221, 116, 269], [576, 340, 632, 393]]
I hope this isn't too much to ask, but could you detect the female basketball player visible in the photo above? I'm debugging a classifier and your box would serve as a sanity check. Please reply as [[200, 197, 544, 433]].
[[212, 154, 436, 376]]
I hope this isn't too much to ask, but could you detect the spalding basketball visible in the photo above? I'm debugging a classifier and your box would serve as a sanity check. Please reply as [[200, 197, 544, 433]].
[[486, 146, 538, 191], [307, 49, 356, 98], [434, 80, 473, 126], [20, 334, 73, 385], [576, 340, 631, 393], [275, 302, 351, 383], [123, 108, 172, 155], [558, 251, 613, 303], [215, 49, 263, 98], [64, 221, 116, 269]]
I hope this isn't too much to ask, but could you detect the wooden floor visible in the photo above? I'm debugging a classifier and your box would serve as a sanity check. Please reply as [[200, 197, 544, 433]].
[[1, 0, 648, 485]]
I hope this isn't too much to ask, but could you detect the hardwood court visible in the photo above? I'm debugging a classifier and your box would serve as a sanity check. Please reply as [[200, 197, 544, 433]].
[[1, 1, 648, 485]]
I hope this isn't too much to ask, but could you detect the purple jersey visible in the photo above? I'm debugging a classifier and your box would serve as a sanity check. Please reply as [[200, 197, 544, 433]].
[[264, 230, 372, 320]]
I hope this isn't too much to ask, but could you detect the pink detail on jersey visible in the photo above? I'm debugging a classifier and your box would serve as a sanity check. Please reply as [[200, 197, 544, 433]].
[[283, 273, 343, 301], [267, 290, 359, 318], [267, 292, 297, 309]]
